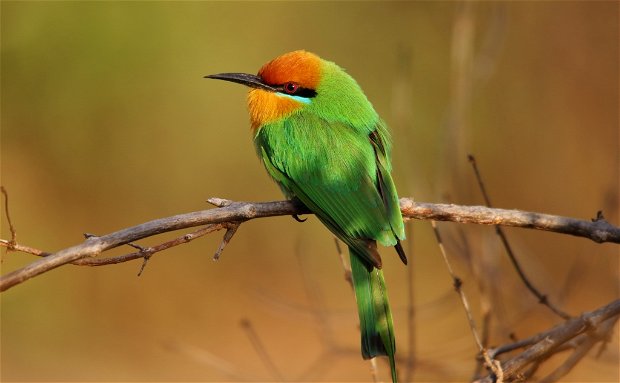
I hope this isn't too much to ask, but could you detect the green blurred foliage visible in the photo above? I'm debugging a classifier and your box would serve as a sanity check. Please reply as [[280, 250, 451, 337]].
[[1, 1, 618, 382]]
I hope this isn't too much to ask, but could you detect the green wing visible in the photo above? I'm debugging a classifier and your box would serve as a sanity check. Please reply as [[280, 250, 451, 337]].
[[369, 128, 405, 243], [255, 113, 404, 267]]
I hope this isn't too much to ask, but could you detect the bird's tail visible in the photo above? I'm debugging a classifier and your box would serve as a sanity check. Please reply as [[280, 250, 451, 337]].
[[350, 248, 397, 383]]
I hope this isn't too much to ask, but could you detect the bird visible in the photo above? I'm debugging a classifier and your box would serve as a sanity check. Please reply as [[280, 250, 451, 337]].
[[205, 50, 406, 383]]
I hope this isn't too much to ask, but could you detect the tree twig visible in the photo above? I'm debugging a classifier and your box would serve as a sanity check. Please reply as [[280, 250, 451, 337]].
[[56, 224, 227, 269], [474, 298, 620, 383], [398, 200, 620, 244], [431, 221, 503, 379], [538, 315, 614, 383], [212, 222, 240, 260], [468, 154, 571, 320], [1, 186, 17, 250], [240, 318, 284, 381], [1, 198, 619, 292]]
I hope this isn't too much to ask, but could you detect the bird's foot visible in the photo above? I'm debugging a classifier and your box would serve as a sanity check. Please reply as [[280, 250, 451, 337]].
[[292, 214, 307, 222]]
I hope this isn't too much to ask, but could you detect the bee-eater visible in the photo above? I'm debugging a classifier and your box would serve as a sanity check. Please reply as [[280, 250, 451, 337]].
[[206, 50, 406, 382]]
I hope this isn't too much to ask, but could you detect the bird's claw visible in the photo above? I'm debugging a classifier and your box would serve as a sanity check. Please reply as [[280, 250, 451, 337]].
[[292, 214, 307, 223]]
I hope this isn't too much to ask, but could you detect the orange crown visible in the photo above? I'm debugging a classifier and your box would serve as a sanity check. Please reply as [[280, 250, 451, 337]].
[[258, 50, 322, 88], [248, 50, 322, 130]]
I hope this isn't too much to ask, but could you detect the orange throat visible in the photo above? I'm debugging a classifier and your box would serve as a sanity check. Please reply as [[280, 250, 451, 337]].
[[247, 89, 304, 130]]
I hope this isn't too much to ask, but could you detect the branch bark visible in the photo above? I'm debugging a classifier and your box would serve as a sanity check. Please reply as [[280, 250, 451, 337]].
[[1, 198, 619, 292], [474, 298, 620, 383]]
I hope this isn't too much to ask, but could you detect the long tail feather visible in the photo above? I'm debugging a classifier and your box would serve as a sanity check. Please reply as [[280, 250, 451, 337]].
[[350, 248, 397, 383]]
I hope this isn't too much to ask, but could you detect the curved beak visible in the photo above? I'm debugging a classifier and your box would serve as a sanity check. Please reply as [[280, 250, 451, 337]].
[[204, 73, 276, 92]]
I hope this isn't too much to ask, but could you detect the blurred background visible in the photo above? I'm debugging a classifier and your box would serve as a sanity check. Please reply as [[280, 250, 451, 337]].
[[1, 2, 618, 382]]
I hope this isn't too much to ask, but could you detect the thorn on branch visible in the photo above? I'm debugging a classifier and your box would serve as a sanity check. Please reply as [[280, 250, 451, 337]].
[[592, 211, 605, 222], [213, 222, 240, 261]]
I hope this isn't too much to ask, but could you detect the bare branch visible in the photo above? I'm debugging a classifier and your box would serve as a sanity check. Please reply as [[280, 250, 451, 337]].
[[0, 240, 49, 257], [474, 298, 620, 383], [469, 154, 571, 320], [1, 198, 619, 292], [1, 186, 17, 250], [431, 221, 503, 379], [56, 224, 226, 268], [398, 200, 620, 244], [240, 318, 284, 381], [212, 222, 240, 261]]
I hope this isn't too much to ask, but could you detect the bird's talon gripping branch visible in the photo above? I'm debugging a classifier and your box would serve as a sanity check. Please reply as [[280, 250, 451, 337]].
[[292, 214, 307, 222]]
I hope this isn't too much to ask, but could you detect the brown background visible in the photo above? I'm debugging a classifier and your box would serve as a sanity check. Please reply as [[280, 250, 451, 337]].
[[2, 2, 618, 381]]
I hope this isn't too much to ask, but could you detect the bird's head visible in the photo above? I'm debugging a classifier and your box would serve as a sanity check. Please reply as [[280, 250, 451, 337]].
[[206, 50, 377, 131]]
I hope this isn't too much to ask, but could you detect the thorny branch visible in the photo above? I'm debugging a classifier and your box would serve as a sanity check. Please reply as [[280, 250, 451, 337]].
[[1, 196, 619, 292]]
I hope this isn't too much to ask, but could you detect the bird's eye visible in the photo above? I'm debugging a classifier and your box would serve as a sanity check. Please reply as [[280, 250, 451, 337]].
[[283, 82, 299, 94]]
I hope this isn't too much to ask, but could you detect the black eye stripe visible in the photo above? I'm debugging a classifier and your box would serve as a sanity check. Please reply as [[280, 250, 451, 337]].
[[295, 87, 317, 98], [275, 84, 317, 98]]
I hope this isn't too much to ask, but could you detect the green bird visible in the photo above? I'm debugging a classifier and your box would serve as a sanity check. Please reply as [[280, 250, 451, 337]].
[[206, 50, 407, 382]]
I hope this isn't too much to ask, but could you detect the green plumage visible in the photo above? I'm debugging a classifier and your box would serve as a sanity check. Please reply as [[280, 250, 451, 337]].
[[253, 58, 405, 382]]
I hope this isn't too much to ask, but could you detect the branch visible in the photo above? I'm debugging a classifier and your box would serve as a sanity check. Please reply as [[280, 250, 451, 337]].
[[474, 298, 620, 382], [1, 198, 619, 292], [431, 220, 503, 378], [398, 200, 619, 244], [469, 154, 571, 320]]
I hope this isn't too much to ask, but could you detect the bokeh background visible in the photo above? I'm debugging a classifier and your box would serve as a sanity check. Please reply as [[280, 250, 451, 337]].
[[1, 1, 618, 382]]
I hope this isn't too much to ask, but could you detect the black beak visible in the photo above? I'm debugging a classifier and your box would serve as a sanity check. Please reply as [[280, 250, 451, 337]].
[[204, 73, 276, 92]]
